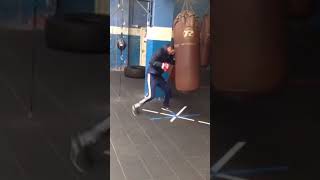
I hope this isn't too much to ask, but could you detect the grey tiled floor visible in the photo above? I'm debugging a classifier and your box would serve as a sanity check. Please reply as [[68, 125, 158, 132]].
[[110, 71, 210, 180]]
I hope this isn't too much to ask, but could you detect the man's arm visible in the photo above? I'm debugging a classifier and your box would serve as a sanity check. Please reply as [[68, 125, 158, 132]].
[[169, 56, 175, 65], [150, 59, 163, 68], [149, 49, 164, 68]]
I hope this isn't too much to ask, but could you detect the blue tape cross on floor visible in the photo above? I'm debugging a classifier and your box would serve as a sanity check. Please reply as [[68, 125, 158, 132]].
[[141, 106, 210, 125]]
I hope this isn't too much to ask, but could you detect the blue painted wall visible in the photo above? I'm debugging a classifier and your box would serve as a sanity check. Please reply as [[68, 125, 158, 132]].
[[128, 35, 141, 66], [110, 0, 145, 69], [109, 33, 140, 69], [152, 0, 175, 27], [110, 0, 211, 71]]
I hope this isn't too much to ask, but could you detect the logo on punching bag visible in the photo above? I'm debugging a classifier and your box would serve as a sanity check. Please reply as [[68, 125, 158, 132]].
[[183, 27, 194, 39]]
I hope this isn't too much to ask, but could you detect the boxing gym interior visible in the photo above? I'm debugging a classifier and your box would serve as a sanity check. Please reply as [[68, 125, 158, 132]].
[[0, 0, 319, 179], [110, 0, 210, 180], [0, 1, 109, 180], [212, 0, 319, 179]]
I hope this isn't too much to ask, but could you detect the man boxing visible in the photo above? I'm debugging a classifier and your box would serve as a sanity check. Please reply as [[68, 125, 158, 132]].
[[132, 43, 175, 116]]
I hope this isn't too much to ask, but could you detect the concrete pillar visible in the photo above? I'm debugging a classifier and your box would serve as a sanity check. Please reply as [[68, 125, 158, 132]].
[[144, 0, 175, 98]]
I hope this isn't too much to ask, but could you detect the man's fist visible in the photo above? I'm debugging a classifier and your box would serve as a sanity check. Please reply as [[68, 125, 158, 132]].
[[161, 63, 170, 72]]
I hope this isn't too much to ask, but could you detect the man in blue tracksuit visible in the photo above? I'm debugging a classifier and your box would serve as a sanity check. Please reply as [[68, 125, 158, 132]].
[[132, 44, 175, 116]]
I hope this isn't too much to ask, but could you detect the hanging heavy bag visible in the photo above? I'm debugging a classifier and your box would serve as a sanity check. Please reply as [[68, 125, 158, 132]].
[[200, 14, 210, 66], [212, 0, 287, 94], [173, 10, 200, 92]]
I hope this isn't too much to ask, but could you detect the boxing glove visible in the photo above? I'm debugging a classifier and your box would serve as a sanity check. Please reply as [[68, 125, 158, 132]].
[[161, 63, 170, 72]]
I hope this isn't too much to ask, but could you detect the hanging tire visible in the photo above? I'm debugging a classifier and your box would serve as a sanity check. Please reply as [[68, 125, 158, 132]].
[[45, 13, 109, 53], [124, 66, 145, 79]]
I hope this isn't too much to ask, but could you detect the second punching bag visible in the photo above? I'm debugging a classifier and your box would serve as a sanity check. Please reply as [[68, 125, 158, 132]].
[[200, 14, 210, 66], [173, 10, 200, 92]]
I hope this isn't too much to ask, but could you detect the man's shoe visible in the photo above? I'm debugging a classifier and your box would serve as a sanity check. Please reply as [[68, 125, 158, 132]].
[[70, 136, 91, 173], [132, 104, 140, 116]]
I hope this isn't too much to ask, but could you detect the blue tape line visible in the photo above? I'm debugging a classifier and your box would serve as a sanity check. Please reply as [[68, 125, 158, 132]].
[[150, 116, 172, 121], [219, 166, 289, 177]]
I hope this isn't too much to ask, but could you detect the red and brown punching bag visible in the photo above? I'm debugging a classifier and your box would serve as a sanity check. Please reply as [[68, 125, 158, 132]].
[[200, 14, 210, 66], [173, 10, 200, 92], [212, 0, 287, 94]]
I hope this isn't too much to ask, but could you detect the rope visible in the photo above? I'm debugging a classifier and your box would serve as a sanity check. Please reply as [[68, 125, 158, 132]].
[[181, 0, 187, 11], [115, 0, 126, 97], [118, 54, 124, 97]]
